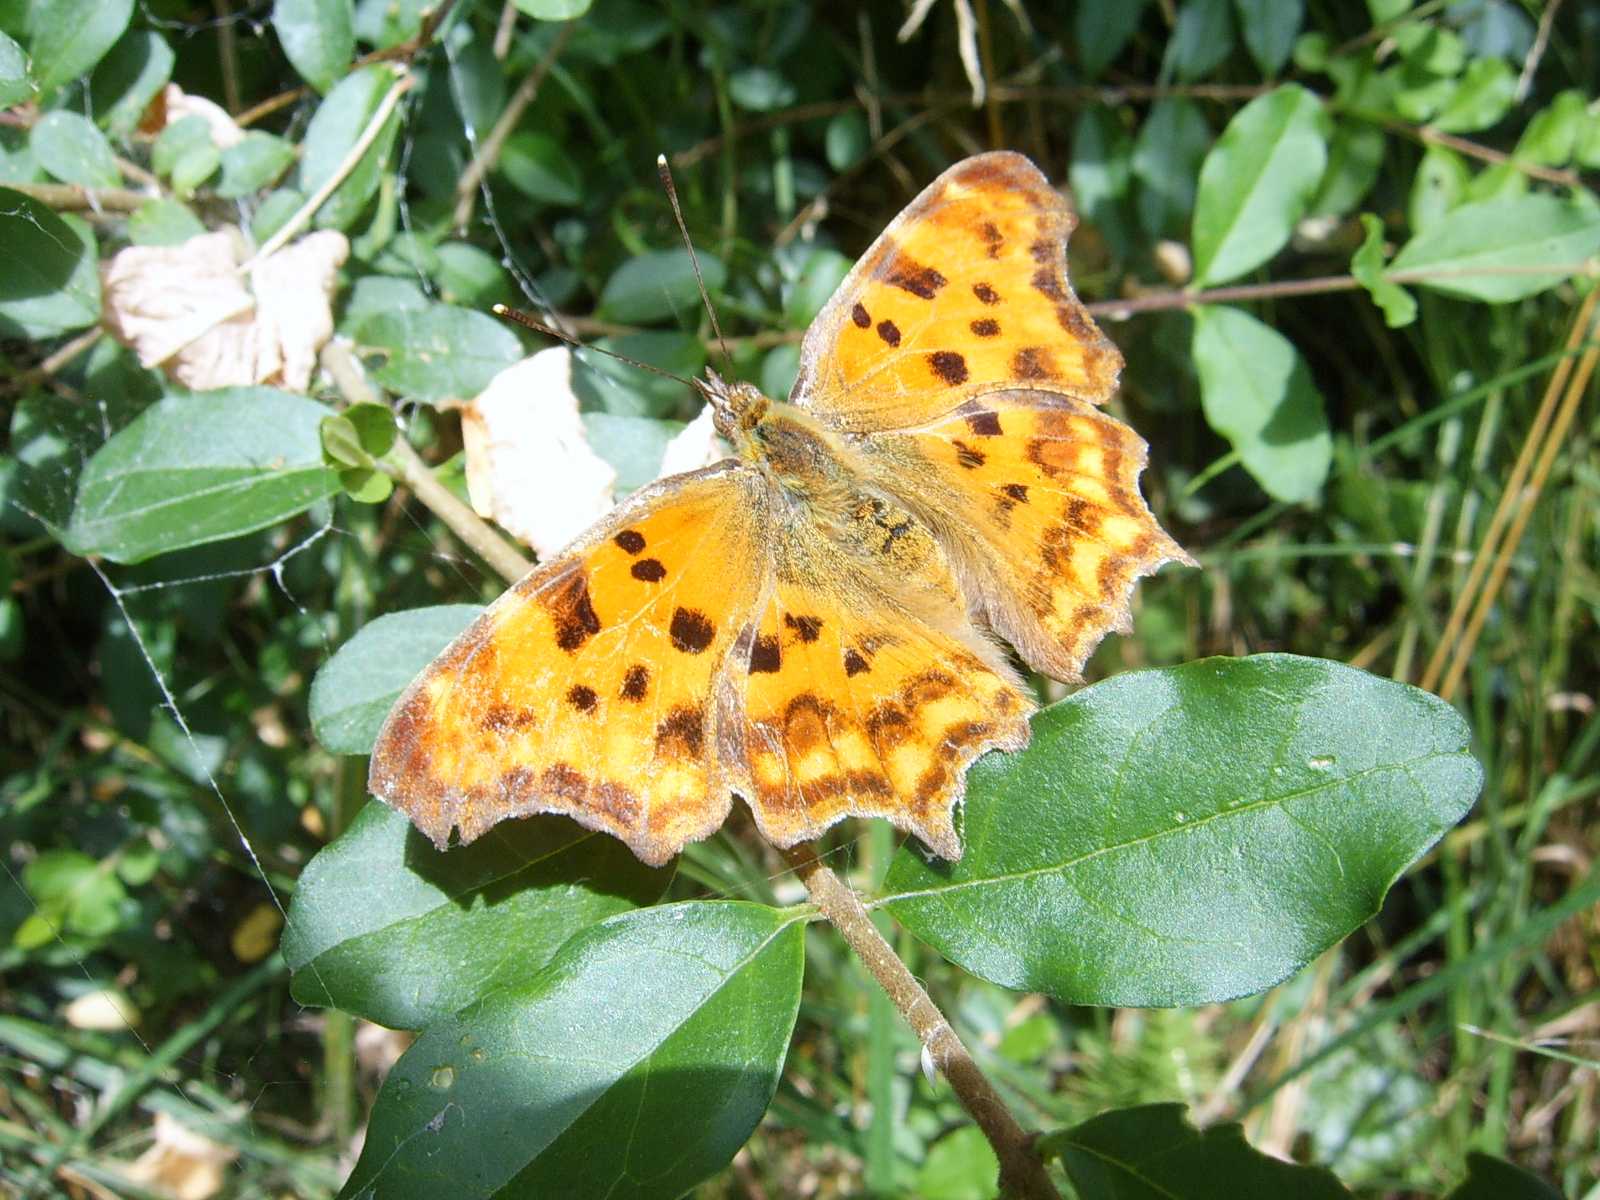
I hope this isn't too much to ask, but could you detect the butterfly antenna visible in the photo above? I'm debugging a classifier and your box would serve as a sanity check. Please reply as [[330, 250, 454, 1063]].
[[492, 304, 695, 387], [657, 153, 733, 371]]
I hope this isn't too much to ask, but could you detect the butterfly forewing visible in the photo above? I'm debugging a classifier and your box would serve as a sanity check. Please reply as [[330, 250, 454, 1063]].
[[369, 463, 771, 866], [792, 151, 1122, 433]]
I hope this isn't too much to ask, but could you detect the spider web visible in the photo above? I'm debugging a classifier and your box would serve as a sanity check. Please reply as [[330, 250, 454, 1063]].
[[2, 35, 875, 1194]]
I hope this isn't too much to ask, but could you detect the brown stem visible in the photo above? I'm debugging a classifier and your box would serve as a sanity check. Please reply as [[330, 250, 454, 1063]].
[[5, 181, 154, 211], [783, 845, 1060, 1200]]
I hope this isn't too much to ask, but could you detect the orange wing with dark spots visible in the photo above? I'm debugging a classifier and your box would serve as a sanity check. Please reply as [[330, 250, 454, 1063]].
[[368, 463, 771, 867], [733, 572, 1032, 860], [792, 151, 1122, 433], [859, 391, 1195, 681]]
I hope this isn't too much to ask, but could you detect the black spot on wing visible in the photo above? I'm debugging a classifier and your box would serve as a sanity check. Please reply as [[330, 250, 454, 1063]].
[[669, 607, 715, 653]]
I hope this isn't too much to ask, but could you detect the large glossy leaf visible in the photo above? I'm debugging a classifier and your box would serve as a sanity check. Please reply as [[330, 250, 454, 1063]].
[[309, 605, 481, 755], [284, 802, 672, 1029], [340, 902, 805, 1199], [31, 111, 121, 188], [88, 30, 174, 136], [1191, 85, 1328, 286], [1044, 1104, 1352, 1198], [0, 189, 101, 338], [66, 388, 340, 563], [357, 304, 523, 403], [1192, 304, 1332, 503], [882, 655, 1482, 1007], [1388, 195, 1600, 302]]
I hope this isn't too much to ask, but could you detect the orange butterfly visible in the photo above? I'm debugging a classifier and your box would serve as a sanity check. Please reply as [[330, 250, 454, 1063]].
[[369, 151, 1191, 866]]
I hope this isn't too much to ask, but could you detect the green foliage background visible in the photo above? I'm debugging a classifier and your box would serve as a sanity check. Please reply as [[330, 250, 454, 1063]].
[[1, 0, 1597, 1197]]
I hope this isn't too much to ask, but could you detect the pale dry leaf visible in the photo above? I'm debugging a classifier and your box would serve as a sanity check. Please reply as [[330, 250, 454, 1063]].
[[101, 229, 348, 390], [655, 402, 726, 479], [123, 1112, 237, 1200], [461, 347, 617, 558], [63, 988, 141, 1031], [160, 83, 245, 150]]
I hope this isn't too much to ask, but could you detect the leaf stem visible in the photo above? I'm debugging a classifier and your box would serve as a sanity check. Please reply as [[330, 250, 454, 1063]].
[[318, 341, 534, 584], [782, 844, 1061, 1200]]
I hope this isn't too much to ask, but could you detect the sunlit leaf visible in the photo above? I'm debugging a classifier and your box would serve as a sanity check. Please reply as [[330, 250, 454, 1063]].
[[1192, 84, 1328, 286], [67, 388, 340, 563], [1192, 304, 1332, 503], [309, 605, 482, 755], [284, 801, 671, 1029], [340, 902, 804, 1199], [883, 655, 1481, 1006]]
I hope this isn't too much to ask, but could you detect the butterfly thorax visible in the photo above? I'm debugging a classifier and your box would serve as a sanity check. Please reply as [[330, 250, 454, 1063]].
[[698, 371, 962, 607]]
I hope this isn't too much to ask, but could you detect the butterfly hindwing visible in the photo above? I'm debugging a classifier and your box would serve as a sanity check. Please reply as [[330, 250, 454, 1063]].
[[731, 554, 1032, 860], [792, 151, 1122, 433], [369, 463, 770, 866], [855, 391, 1194, 681]]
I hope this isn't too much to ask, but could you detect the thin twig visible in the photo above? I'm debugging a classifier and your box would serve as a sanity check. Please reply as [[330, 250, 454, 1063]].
[[243, 68, 414, 269], [4, 181, 154, 212], [783, 845, 1060, 1200], [3, 328, 103, 397], [321, 342, 535, 582], [1515, 0, 1562, 102], [452, 22, 575, 232]]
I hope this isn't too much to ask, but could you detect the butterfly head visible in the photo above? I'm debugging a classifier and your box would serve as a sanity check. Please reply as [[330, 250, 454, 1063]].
[[697, 369, 770, 445]]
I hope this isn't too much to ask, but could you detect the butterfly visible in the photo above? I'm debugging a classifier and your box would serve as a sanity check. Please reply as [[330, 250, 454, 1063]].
[[369, 151, 1192, 867]]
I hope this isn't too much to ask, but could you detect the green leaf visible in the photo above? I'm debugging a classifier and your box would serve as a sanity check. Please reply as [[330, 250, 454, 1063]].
[[88, 30, 174, 135], [338, 466, 393, 503], [273, 0, 355, 94], [915, 1127, 999, 1200], [573, 331, 706, 418], [298, 64, 404, 229], [0, 31, 32, 107], [728, 66, 796, 112], [357, 304, 524, 403], [1192, 305, 1332, 503], [1352, 214, 1416, 328], [496, 130, 581, 206], [30, 111, 121, 188], [1389, 195, 1600, 302], [152, 115, 218, 197], [21, 850, 128, 941], [1516, 90, 1588, 167], [1045, 1104, 1353, 1198], [882, 655, 1481, 1007], [1076, 0, 1148, 77], [215, 131, 296, 198], [824, 110, 868, 171], [513, 0, 593, 18], [1310, 121, 1385, 218], [1164, 0, 1235, 82], [785, 248, 852, 328], [309, 605, 481, 755], [1233, 0, 1301, 75], [1446, 1153, 1563, 1200], [433, 241, 512, 309], [582, 412, 683, 493], [340, 902, 804, 1199], [0, 189, 100, 338], [1132, 98, 1211, 238], [128, 198, 206, 246], [66, 388, 341, 563], [1407, 145, 1468, 233], [598, 248, 728, 324], [1433, 57, 1516, 134], [27, 0, 134, 98], [284, 801, 672, 1028], [1192, 84, 1328, 286]]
